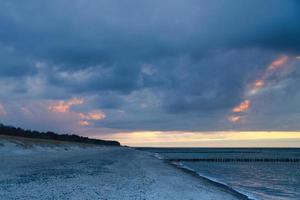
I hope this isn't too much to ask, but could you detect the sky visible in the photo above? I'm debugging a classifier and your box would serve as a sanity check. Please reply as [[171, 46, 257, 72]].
[[0, 0, 300, 147]]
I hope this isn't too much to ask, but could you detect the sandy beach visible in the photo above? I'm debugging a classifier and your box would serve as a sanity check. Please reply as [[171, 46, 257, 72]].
[[0, 136, 240, 200]]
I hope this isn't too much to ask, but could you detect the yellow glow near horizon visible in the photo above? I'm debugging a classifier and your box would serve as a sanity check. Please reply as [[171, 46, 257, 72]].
[[102, 131, 300, 147]]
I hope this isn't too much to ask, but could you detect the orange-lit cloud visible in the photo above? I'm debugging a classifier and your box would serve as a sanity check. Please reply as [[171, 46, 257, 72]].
[[232, 100, 250, 113], [267, 55, 289, 71], [48, 98, 106, 127], [249, 55, 290, 94], [79, 111, 106, 121], [228, 115, 242, 123], [0, 103, 7, 116], [254, 80, 264, 88], [248, 80, 265, 95], [78, 111, 106, 126], [229, 55, 293, 123], [48, 98, 84, 113], [79, 120, 90, 126]]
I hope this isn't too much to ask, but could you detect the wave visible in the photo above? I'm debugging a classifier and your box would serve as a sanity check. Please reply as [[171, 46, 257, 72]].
[[169, 161, 258, 200]]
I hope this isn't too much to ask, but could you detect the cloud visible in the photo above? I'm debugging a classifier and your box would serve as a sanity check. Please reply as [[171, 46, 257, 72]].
[[48, 98, 106, 127], [79, 120, 90, 126], [0, 103, 7, 116], [267, 55, 289, 71], [228, 116, 243, 123], [78, 111, 106, 127], [48, 98, 84, 113], [232, 100, 251, 113], [228, 54, 300, 125], [0, 0, 300, 135], [79, 111, 106, 121]]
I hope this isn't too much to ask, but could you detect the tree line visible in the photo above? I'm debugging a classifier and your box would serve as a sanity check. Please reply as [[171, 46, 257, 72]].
[[0, 123, 120, 146]]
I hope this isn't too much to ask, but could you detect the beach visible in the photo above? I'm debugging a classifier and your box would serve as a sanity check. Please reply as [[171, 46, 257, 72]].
[[0, 136, 239, 200]]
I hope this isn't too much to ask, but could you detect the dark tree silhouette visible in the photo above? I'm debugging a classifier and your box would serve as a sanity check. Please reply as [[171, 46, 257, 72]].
[[0, 123, 120, 146]]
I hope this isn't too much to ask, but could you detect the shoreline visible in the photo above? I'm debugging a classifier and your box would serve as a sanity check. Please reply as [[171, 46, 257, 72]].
[[147, 152, 253, 200], [167, 161, 254, 200]]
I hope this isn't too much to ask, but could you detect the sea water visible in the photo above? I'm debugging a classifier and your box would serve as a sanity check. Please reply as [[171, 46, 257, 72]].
[[139, 148, 300, 200]]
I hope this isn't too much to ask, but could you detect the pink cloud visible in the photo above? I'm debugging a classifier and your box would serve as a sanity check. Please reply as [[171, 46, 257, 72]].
[[267, 55, 289, 71], [48, 98, 84, 113], [79, 120, 90, 126], [79, 111, 106, 121], [48, 98, 106, 127]]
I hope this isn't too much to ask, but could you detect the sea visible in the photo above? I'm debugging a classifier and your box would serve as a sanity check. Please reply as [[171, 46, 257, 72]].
[[137, 148, 300, 200]]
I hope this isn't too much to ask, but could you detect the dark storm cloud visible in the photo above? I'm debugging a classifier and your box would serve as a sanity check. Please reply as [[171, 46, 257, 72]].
[[0, 0, 300, 132], [1, 0, 299, 65], [0, 45, 37, 77]]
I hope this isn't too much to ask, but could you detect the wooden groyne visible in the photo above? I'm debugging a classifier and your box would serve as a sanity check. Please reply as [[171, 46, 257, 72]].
[[167, 158, 300, 162]]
